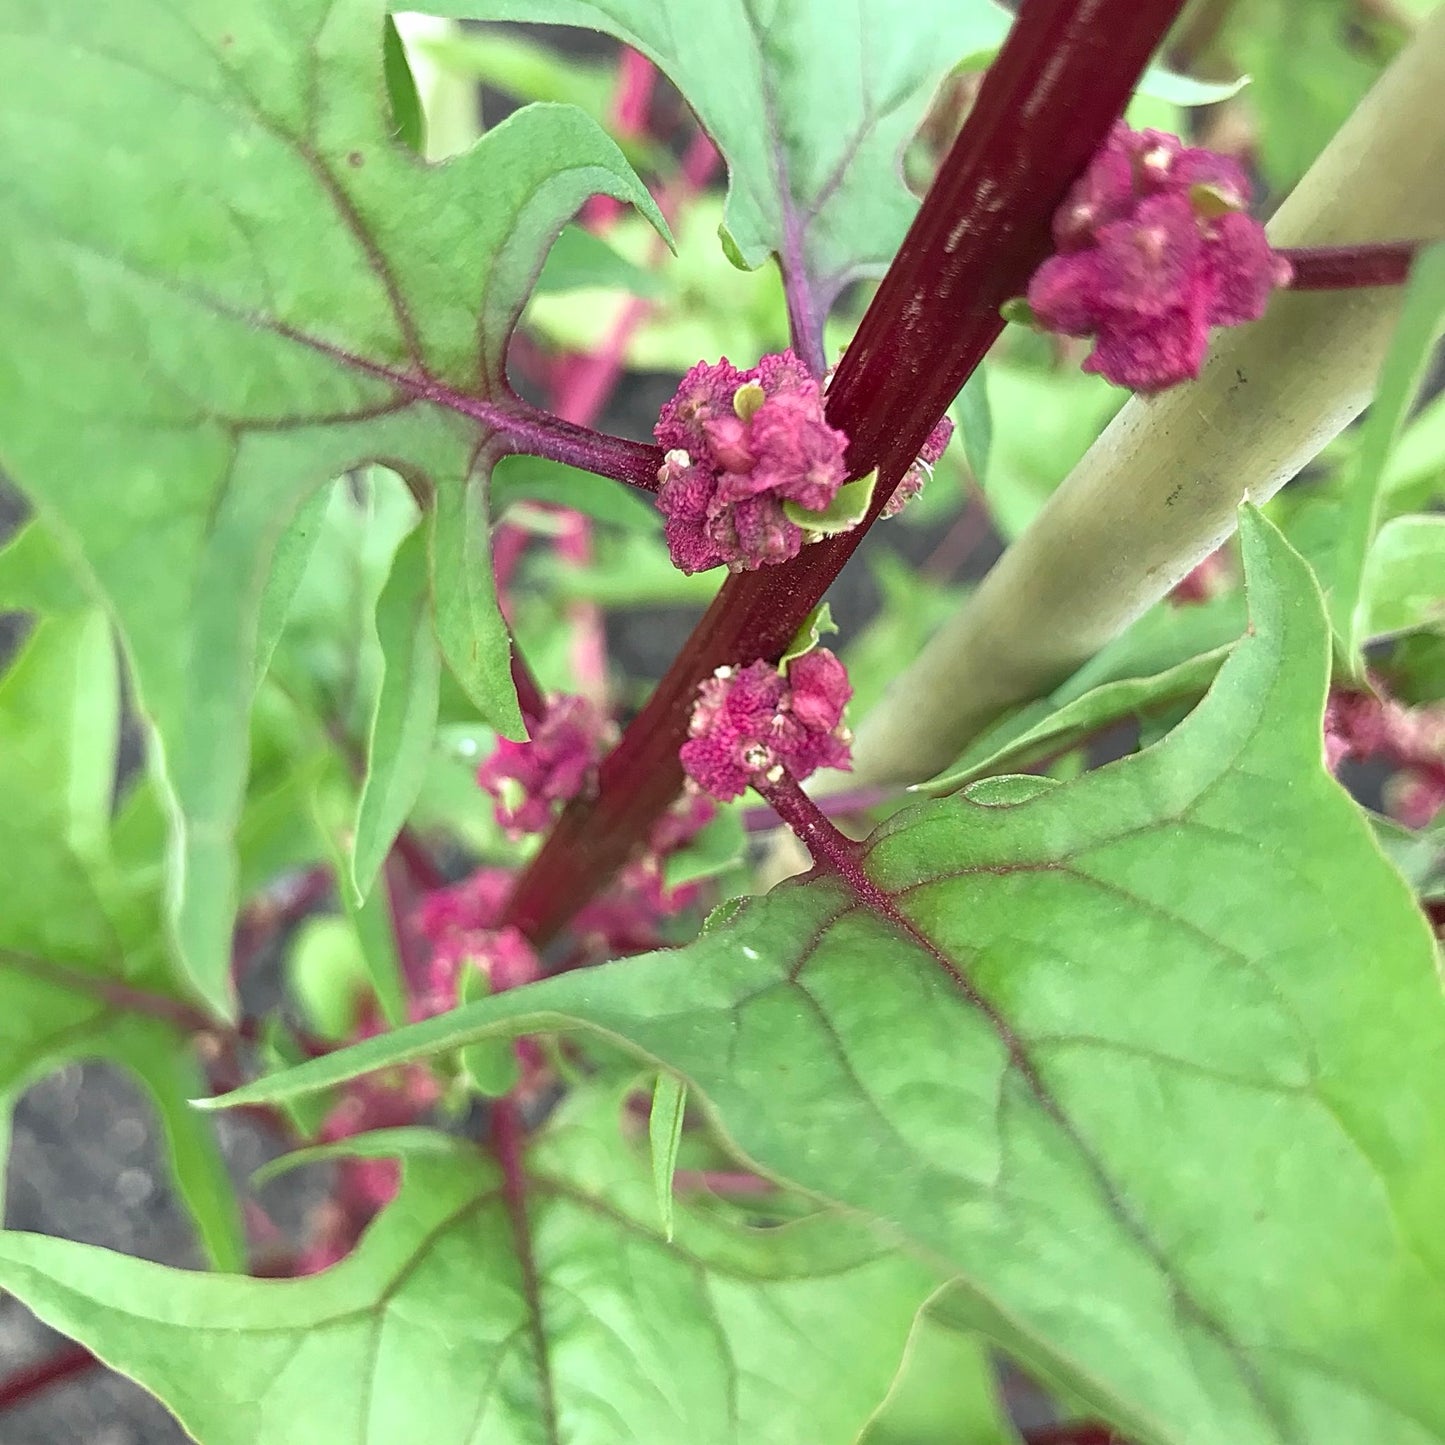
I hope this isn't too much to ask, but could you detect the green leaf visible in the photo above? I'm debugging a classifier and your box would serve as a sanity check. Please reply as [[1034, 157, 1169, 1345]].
[[533, 529, 723, 608], [1134, 67, 1249, 106], [286, 915, 370, 1042], [0, 612, 241, 1271], [954, 364, 993, 484], [1359, 514, 1445, 642], [0, 518, 90, 616], [862, 1307, 1022, 1445], [535, 224, 662, 297], [0, 0, 666, 1009], [1228, 0, 1405, 190], [923, 645, 1231, 793], [491, 454, 662, 533], [455, 969, 521, 1099], [217, 510, 1445, 1444], [1382, 390, 1445, 511], [427, 462, 522, 739], [252, 485, 331, 687], [381, 14, 425, 153], [783, 471, 877, 536], [351, 526, 442, 902], [313, 773, 409, 1030], [525, 199, 792, 372], [648, 1073, 687, 1242], [2, 1091, 936, 1444], [780, 601, 839, 668], [126, 1045, 247, 1275], [458, 0, 1017, 343], [1328, 243, 1445, 669]]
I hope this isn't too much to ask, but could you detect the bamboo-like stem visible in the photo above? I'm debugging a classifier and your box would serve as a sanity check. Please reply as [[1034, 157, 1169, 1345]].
[[0, 1344, 99, 1411], [842, 7, 1445, 790], [1282, 240, 1419, 290]]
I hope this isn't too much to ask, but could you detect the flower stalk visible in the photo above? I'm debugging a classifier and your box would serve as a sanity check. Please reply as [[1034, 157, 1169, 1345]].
[[500, 0, 1191, 946]]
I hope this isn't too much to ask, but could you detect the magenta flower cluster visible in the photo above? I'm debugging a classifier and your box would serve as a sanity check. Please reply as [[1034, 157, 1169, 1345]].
[[654, 350, 850, 573], [1325, 686, 1445, 829], [681, 648, 853, 801], [882, 415, 956, 518], [1026, 124, 1292, 392], [412, 868, 539, 1017], [477, 694, 610, 837]]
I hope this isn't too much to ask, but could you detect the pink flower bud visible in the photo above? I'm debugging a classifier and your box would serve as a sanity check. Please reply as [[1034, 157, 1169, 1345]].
[[680, 649, 854, 801], [654, 350, 852, 572], [882, 415, 954, 518], [1025, 123, 1290, 392], [477, 695, 609, 837]]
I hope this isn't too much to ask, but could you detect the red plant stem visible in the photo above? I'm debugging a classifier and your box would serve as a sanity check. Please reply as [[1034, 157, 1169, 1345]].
[[510, 650, 548, 732], [740, 783, 897, 833], [392, 827, 447, 894], [0, 1344, 99, 1412], [748, 770, 898, 902], [501, 0, 1189, 947], [492, 402, 662, 491], [231, 866, 331, 985], [1279, 240, 1421, 290], [1023, 1424, 1123, 1445], [492, 1096, 560, 1438], [921, 484, 992, 582]]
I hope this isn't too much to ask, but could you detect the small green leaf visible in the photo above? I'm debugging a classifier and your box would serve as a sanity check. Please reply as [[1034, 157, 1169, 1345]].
[[252, 485, 331, 687], [649, 1074, 688, 1242], [286, 915, 369, 1043], [127, 1046, 245, 1275], [535, 224, 662, 297], [458, 969, 521, 1099], [429, 463, 524, 739], [351, 527, 442, 902], [491, 454, 662, 533], [1135, 67, 1250, 106], [955, 365, 992, 484], [922, 646, 1230, 793], [780, 602, 839, 668], [1382, 390, 1445, 511], [1359, 514, 1445, 642], [784, 471, 878, 536], [312, 779, 408, 1030], [1330, 242, 1445, 669], [862, 1308, 1022, 1445], [0, 519, 89, 616], [382, 14, 426, 154]]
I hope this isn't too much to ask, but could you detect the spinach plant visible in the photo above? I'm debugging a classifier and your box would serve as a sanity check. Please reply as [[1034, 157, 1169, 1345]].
[[1, 1, 1443, 1441]]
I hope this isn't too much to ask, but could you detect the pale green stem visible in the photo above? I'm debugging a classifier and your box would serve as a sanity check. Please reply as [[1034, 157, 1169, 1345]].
[[841, 7, 1445, 789]]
